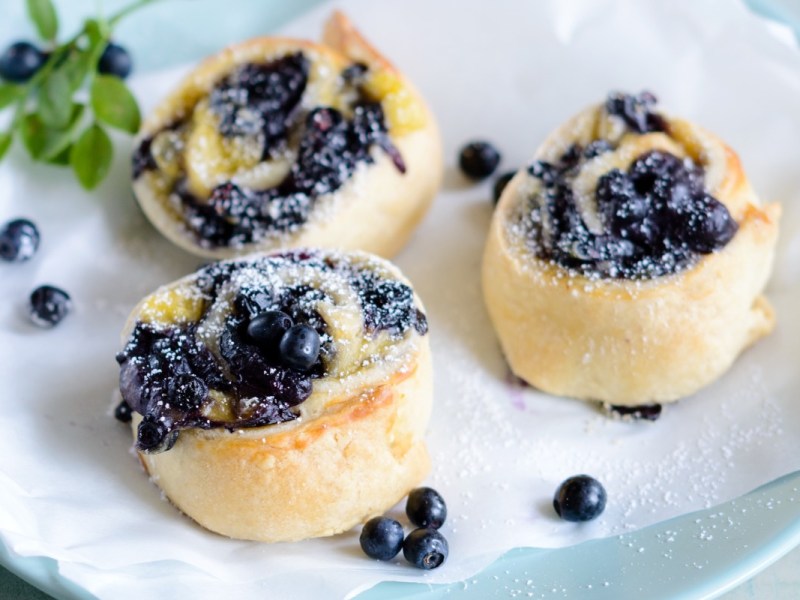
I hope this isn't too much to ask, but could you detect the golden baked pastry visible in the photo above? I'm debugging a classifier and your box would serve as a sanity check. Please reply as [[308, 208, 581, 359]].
[[116, 248, 432, 542], [132, 12, 442, 259], [483, 91, 780, 407]]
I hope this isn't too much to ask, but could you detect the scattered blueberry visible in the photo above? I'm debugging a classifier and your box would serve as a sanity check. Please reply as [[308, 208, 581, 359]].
[[459, 141, 501, 180], [584, 140, 613, 159], [98, 42, 133, 79], [114, 399, 133, 423], [0, 218, 40, 262], [403, 528, 449, 570], [553, 475, 607, 522], [607, 403, 662, 421], [247, 310, 293, 349], [0, 41, 46, 83], [359, 517, 405, 561], [406, 487, 447, 529], [683, 195, 738, 253], [29, 285, 71, 328], [278, 324, 321, 370], [137, 416, 179, 453], [493, 171, 516, 205]]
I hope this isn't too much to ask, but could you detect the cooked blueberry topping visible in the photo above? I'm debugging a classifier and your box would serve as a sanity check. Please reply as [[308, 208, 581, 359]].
[[0, 218, 40, 262], [136, 55, 405, 249], [354, 275, 427, 337], [605, 90, 667, 134], [166, 374, 209, 410], [137, 416, 179, 453], [403, 528, 449, 570], [493, 171, 516, 205], [607, 403, 662, 421], [114, 399, 133, 423], [406, 487, 447, 530], [209, 53, 308, 151], [279, 324, 321, 371], [522, 131, 738, 278], [360, 517, 405, 561], [29, 285, 71, 327], [247, 310, 293, 349], [117, 252, 428, 452], [553, 475, 607, 522], [98, 42, 132, 79], [0, 41, 46, 83], [459, 141, 501, 180]]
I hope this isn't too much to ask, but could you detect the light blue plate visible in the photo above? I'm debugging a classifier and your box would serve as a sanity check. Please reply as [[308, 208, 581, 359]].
[[1, 1, 798, 598]]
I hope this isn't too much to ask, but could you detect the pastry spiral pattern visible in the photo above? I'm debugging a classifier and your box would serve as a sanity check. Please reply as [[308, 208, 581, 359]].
[[132, 12, 442, 259], [117, 249, 432, 541], [483, 91, 780, 406]]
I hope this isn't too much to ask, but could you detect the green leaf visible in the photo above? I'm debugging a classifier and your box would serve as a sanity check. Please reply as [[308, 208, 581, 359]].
[[26, 0, 59, 42], [44, 143, 72, 166], [90, 75, 141, 134], [0, 84, 25, 110], [61, 50, 92, 92], [70, 123, 112, 189], [21, 104, 85, 160], [38, 70, 72, 128], [0, 132, 12, 161]]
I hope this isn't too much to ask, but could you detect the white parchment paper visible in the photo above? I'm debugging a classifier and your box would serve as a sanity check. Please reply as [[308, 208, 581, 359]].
[[1, 0, 799, 598]]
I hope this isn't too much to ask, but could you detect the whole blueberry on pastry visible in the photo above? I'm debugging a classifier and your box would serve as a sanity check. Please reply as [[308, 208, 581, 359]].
[[116, 248, 432, 542], [131, 12, 442, 260], [483, 91, 781, 406]]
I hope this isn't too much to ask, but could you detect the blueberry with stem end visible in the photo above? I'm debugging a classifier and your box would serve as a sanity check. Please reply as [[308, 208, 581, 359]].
[[98, 42, 133, 79], [29, 285, 71, 328], [359, 517, 404, 561], [136, 416, 179, 453], [279, 324, 320, 370], [0, 218, 40, 262], [406, 487, 447, 529], [553, 475, 607, 522], [459, 141, 501, 180], [403, 528, 449, 570], [0, 41, 46, 83]]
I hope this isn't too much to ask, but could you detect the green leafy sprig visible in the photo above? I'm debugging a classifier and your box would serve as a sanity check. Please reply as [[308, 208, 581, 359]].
[[0, 0, 158, 189]]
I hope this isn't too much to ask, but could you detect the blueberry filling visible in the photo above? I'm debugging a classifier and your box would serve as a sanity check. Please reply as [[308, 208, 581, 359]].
[[133, 55, 405, 248], [605, 90, 667, 134], [117, 252, 428, 453], [522, 93, 738, 279]]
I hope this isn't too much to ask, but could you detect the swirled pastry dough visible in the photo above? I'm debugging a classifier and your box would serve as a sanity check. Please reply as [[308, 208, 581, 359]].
[[483, 92, 780, 406], [117, 248, 432, 541], [132, 12, 442, 259]]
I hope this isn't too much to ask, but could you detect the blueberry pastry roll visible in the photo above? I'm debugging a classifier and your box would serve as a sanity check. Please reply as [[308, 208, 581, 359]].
[[132, 12, 442, 259], [116, 249, 432, 542], [483, 91, 780, 406]]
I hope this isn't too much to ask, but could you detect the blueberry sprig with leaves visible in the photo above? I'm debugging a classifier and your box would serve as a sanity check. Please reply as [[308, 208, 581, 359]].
[[0, 0, 158, 189]]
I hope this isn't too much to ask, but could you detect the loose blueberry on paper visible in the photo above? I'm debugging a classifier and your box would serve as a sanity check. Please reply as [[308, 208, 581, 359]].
[[360, 517, 405, 561], [459, 141, 501, 179], [0, 218, 40, 262], [29, 285, 71, 328], [406, 486, 447, 529], [553, 475, 607, 522], [403, 528, 449, 570]]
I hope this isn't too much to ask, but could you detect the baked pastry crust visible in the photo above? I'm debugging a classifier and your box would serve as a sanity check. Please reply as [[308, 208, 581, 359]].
[[483, 94, 780, 406], [133, 11, 442, 259], [119, 249, 432, 542]]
